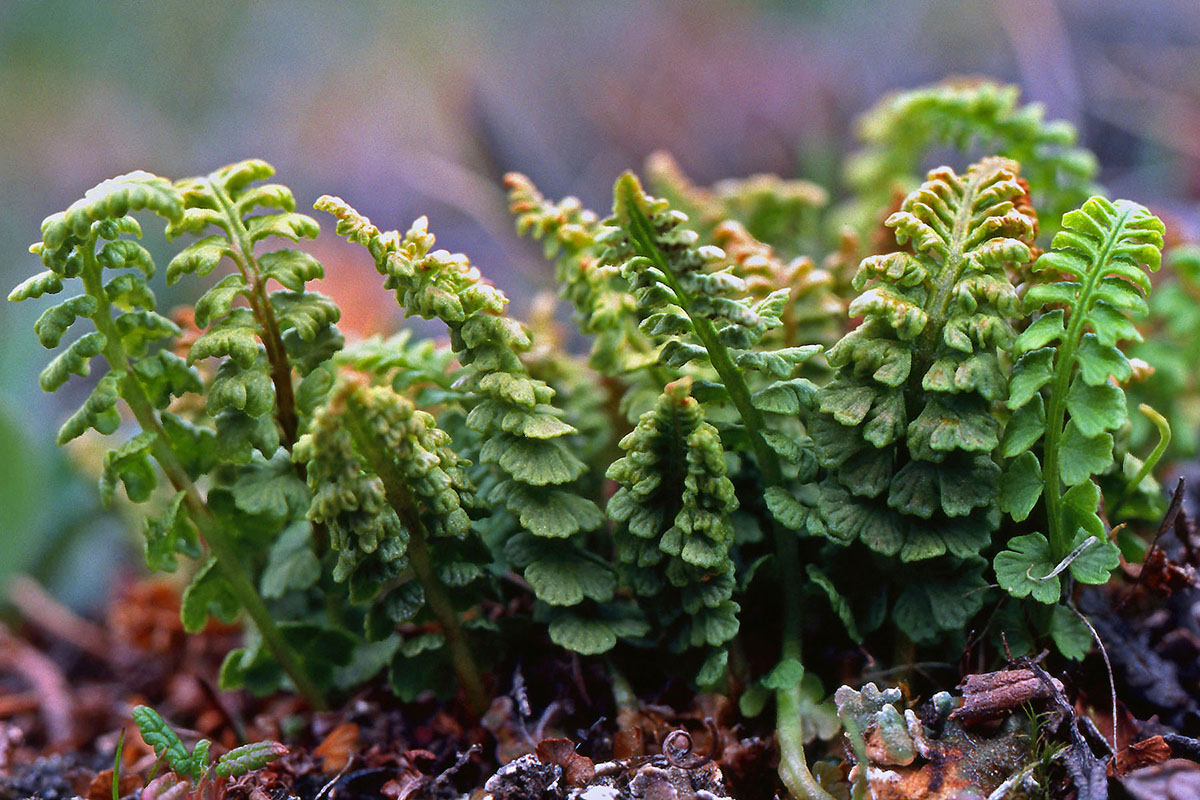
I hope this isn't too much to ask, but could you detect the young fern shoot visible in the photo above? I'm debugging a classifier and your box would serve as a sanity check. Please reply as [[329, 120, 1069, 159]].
[[995, 197, 1165, 603], [132, 705, 287, 799], [607, 376, 739, 680], [296, 377, 489, 712]]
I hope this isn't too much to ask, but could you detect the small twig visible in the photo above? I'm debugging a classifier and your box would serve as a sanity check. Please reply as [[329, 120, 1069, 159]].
[[533, 701, 563, 742], [570, 653, 592, 709], [1069, 604, 1117, 755], [985, 759, 1040, 800], [1120, 476, 1186, 610], [7, 575, 109, 658], [313, 759, 354, 800], [432, 744, 480, 791], [1163, 733, 1200, 762], [0, 691, 40, 717], [0, 623, 74, 746]]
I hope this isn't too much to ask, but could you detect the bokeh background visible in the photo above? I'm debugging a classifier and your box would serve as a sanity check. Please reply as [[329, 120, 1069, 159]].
[[2, 0, 1199, 608]]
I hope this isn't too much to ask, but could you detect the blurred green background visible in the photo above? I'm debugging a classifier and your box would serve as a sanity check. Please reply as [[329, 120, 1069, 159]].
[[2, 0, 1198, 608]]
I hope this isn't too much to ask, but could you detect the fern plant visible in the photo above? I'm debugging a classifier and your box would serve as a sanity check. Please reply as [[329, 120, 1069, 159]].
[[311, 198, 641, 657], [606, 376, 740, 675], [806, 157, 1036, 642], [11, 77, 1187, 800], [130, 705, 286, 800], [11, 167, 329, 706], [994, 197, 1165, 603]]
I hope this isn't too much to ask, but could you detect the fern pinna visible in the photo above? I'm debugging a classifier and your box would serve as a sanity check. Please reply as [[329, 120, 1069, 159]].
[[808, 157, 1036, 642], [995, 197, 1165, 603]]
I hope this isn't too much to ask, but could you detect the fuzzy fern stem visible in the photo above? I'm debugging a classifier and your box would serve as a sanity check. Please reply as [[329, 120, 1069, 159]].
[[338, 394, 488, 714], [77, 234, 326, 710], [202, 178, 300, 449], [619, 195, 829, 800], [1041, 205, 1132, 560]]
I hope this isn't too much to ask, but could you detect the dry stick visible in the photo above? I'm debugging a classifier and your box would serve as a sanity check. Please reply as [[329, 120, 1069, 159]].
[[7, 575, 109, 659], [1070, 604, 1118, 755], [1119, 476, 1186, 612], [0, 692, 41, 717], [0, 623, 74, 746]]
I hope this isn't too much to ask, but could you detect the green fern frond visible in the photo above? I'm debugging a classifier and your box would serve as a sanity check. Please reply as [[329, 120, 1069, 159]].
[[811, 158, 1036, 639], [213, 741, 288, 778], [996, 196, 1164, 602], [505, 172, 660, 386], [168, 159, 342, 451], [645, 151, 828, 259], [595, 172, 820, 491], [295, 392, 406, 584], [315, 196, 618, 652], [16, 169, 199, 480], [608, 377, 739, 669], [13, 167, 333, 708], [845, 79, 1099, 241], [295, 376, 487, 709], [711, 219, 843, 352]]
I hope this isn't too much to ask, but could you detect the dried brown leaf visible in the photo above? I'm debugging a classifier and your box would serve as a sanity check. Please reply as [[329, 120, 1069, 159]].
[[536, 738, 595, 787], [87, 769, 141, 800], [1112, 736, 1174, 776], [313, 721, 359, 774]]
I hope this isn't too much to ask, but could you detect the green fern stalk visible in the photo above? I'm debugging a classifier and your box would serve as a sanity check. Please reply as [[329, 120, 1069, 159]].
[[1038, 200, 1164, 557], [996, 197, 1164, 604]]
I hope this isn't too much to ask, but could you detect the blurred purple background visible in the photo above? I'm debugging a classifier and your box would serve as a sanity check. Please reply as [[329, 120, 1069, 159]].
[[2, 0, 1199, 605]]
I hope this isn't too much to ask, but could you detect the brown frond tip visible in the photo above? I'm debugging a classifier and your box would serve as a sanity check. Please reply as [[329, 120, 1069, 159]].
[[1015, 177, 1042, 259]]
